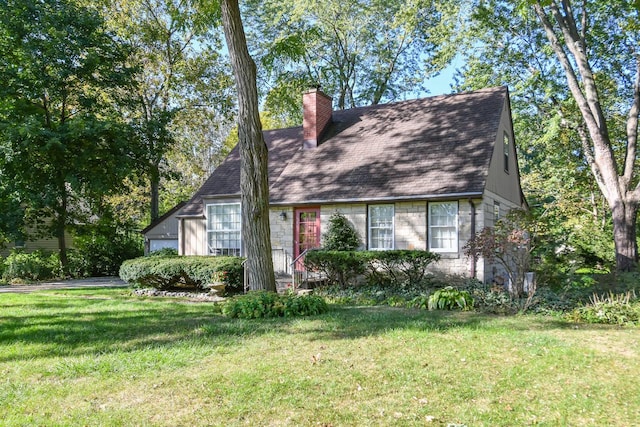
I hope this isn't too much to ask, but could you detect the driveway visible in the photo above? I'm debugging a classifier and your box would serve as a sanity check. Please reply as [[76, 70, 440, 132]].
[[0, 276, 129, 293]]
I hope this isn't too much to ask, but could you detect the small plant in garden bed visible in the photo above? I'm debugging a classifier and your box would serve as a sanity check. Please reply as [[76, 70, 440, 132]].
[[564, 291, 640, 325], [428, 286, 474, 311], [221, 291, 328, 319]]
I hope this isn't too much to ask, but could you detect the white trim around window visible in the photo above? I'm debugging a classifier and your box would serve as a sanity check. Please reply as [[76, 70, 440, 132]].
[[206, 202, 241, 256], [368, 204, 394, 250], [428, 201, 458, 253]]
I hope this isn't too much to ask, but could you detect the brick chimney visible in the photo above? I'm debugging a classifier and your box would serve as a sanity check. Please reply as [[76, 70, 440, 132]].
[[303, 87, 333, 149]]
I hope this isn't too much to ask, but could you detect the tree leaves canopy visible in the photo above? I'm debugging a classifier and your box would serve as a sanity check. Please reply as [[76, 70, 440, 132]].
[[244, 0, 463, 121], [0, 0, 137, 261]]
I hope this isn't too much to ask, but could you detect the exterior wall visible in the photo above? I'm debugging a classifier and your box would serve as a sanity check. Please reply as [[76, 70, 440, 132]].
[[394, 202, 426, 250], [475, 189, 524, 285], [179, 195, 519, 284], [180, 217, 206, 256], [144, 208, 181, 255], [270, 207, 294, 274], [145, 215, 180, 240], [484, 99, 524, 207], [427, 199, 482, 281], [0, 230, 73, 257]]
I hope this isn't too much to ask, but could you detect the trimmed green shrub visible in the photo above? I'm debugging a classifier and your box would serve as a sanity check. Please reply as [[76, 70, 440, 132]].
[[119, 255, 244, 293], [304, 249, 440, 288], [221, 291, 328, 318], [2, 249, 58, 282], [365, 250, 440, 287], [322, 212, 361, 251], [428, 286, 474, 311], [304, 250, 368, 287]]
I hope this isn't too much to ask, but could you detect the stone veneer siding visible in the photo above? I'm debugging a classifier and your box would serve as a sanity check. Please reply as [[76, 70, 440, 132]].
[[184, 196, 521, 281]]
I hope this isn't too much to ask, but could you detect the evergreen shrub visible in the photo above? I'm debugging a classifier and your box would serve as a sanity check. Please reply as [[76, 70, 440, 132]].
[[304, 250, 367, 287], [322, 212, 361, 251], [366, 250, 440, 287], [119, 255, 244, 293]]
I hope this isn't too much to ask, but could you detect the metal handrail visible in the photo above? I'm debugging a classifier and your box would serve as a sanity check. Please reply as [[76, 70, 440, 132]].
[[289, 249, 309, 290]]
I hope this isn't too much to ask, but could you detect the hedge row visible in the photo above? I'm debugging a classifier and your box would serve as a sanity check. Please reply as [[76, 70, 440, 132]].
[[119, 255, 244, 293], [304, 249, 440, 287]]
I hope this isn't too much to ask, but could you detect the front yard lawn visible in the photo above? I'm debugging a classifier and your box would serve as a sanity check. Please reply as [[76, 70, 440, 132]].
[[1, 288, 638, 426]]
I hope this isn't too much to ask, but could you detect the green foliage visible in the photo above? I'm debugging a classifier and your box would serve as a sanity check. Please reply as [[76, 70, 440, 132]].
[[68, 226, 143, 277], [221, 291, 328, 319], [565, 291, 640, 326], [100, 0, 234, 223], [148, 248, 179, 257], [427, 286, 474, 311], [2, 250, 58, 282], [315, 282, 428, 307], [305, 249, 440, 288], [365, 250, 440, 288], [0, 0, 137, 272], [304, 250, 367, 288], [247, 0, 463, 111], [322, 212, 361, 251], [119, 256, 243, 293]]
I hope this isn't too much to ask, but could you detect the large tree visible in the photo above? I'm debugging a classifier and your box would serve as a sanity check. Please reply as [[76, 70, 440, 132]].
[[245, 0, 462, 119], [220, 0, 276, 291], [98, 0, 235, 222], [0, 0, 136, 270], [530, 0, 640, 271], [463, 0, 640, 271]]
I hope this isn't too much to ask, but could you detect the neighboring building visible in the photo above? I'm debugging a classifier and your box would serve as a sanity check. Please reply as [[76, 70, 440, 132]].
[[0, 226, 73, 258], [175, 86, 526, 283], [141, 201, 185, 255]]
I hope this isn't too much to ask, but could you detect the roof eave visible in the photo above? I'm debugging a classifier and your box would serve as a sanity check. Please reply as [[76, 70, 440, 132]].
[[268, 191, 485, 207]]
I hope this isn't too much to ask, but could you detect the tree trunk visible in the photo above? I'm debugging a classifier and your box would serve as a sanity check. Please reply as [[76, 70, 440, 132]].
[[220, 0, 276, 292], [611, 199, 638, 271], [56, 188, 68, 275], [150, 165, 160, 222]]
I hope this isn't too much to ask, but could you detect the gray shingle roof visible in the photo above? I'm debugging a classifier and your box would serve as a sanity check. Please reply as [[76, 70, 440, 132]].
[[179, 86, 508, 217]]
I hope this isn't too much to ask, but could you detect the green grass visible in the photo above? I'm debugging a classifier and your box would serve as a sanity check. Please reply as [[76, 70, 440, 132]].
[[1, 288, 639, 426]]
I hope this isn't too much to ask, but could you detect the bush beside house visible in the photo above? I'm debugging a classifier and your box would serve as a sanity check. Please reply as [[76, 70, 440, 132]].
[[119, 255, 244, 294]]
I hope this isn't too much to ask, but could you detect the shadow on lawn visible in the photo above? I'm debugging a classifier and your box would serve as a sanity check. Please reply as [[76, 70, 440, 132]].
[[0, 289, 606, 363]]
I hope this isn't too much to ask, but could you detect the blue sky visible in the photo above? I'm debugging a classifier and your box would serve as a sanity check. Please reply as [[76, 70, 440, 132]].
[[422, 55, 465, 96]]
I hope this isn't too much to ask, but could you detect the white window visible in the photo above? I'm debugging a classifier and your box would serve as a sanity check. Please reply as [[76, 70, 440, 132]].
[[207, 203, 241, 256], [368, 204, 394, 250], [429, 202, 458, 252], [494, 202, 501, 221]]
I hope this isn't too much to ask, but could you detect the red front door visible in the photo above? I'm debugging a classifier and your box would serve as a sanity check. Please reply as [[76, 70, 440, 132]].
[[294, 207, 321, 269]]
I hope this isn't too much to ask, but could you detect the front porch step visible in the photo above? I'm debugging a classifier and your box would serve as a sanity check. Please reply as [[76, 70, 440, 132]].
[[276, 276, 293, 293]]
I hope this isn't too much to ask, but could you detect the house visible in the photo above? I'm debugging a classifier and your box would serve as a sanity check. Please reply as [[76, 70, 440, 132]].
[[174, 86, 526, 283], [141, 201, 185, 255], [0, 225, 73, 258]]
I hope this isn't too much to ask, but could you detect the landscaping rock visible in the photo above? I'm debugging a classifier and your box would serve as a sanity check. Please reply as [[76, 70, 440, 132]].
[[132, 288, 224, 302]]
